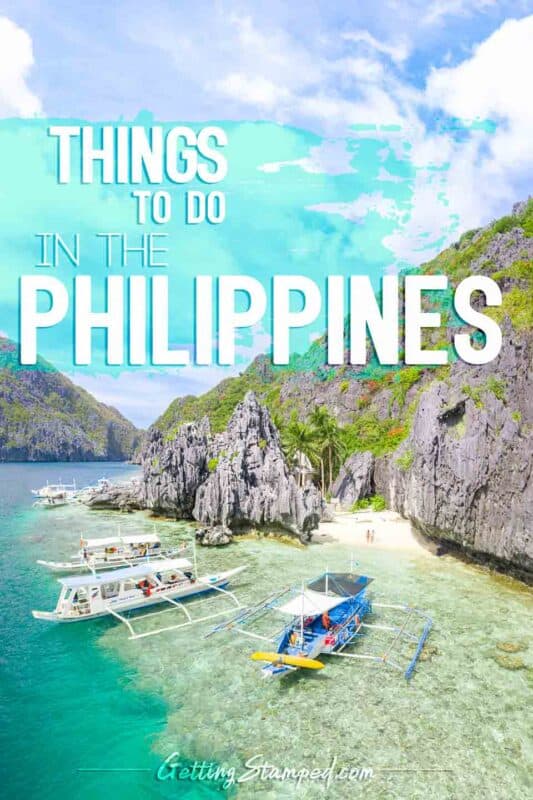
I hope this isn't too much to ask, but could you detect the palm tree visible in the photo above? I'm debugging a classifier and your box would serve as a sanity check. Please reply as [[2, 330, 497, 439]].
[[309, 406, 344, 490], [281, 413, 319, 487]]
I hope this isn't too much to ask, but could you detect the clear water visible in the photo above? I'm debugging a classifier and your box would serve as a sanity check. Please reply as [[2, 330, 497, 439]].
[[1, 464, 531, 799]]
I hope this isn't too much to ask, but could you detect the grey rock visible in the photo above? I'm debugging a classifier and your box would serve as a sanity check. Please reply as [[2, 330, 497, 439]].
[[331, 452, 375, 507], [373, 323, 533, 577], [195, 525, 233, 547], [193, 392, 323, 535], [87, 392, 323, 538], [84, 481, 142, 512], [139, 419, 210, 517]]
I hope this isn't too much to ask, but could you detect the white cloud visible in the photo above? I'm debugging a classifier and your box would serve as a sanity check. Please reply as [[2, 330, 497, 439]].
[[0, 17, 42, 117], [342, 30, 410, 64], [422, 0, 497, 27], [425, 15, 533, 171], [307, 192, 402, 222], [258, 139, 357, 176], [213, 73, 290, 111]]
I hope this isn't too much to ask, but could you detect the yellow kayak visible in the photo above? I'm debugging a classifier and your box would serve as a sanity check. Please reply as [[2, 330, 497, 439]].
[[251, 652, 324, 670]]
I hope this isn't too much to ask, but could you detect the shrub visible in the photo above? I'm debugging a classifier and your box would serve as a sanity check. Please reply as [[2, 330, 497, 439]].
[[462, 384, 483, 408], [485, 376, 506, 402], [343, 412, 409, 456], [207, 457, 219, 472], [339, 380, 350, 394], [396, 449, 414, 471], [391, 366, 424, 408], [512, 410, 522, 424], [350, 494, 387, 512]]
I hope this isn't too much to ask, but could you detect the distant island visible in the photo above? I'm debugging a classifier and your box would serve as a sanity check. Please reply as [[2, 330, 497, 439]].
[[0, 338, 141, 461]]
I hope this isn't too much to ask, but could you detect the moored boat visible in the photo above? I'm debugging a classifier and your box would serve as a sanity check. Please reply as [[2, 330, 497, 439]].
[[210, 570, 433, 681], [31, 480, 77, 499], [32, 479, 78, 508], [37, 532, 175, 573], [32, 558, 248, 626]]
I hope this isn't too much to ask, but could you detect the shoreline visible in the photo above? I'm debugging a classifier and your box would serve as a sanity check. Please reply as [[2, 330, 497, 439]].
[[310, 508, 434, 556]]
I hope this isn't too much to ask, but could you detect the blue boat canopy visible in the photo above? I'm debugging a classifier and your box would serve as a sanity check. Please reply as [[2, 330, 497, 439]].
[[307, 573, 373, 597]]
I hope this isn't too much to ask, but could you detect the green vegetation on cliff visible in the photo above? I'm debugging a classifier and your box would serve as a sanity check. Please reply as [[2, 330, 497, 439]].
[[154, 200, 533, 476], [0, 339, 141, 461]]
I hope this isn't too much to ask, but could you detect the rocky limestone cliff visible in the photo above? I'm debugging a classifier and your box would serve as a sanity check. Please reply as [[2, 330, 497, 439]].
[[140, 419, 211, 517], [89, 392, 323, 539], [331, 452, 375, 506], [193, 392, 322, 533], [150, 200, 533, 575], [374, 321, 532, 577], [0, 338, 141, 461]]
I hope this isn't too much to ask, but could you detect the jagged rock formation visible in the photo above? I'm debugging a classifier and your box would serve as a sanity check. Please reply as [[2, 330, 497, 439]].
[[331, 452, 375, 506], [84, 481, 142, 512], [193, 392, 322, 534], [149, 199, 533, 576], [0, 338, 141, 461], [89, 392, 323, 539], [140, 420, 211, 517], [332, 320, 533, 578], [376, 322, 532, 577]]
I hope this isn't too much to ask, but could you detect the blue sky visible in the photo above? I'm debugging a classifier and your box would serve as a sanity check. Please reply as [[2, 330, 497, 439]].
[[0, 1, 532, 426]]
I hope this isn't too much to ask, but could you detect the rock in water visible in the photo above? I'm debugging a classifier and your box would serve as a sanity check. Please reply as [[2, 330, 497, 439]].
[[84, 481, 142, 512], [195, 525, 233, 546], [193, 392, 323, 535]]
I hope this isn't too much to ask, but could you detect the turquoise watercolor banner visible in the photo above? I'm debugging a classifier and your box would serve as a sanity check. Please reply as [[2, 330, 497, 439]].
[[0, 117, 465, 375]]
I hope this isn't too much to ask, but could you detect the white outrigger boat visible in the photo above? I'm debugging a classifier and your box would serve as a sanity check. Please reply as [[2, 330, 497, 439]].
[[32, 557, 247, 638], [37, 533, 175, 573], [32, 480, 77, 508], [31, 480, 77, 499]]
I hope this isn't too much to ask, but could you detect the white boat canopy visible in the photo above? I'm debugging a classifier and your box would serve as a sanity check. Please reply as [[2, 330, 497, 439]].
[[58, 558, 193, 588], [80, 533, 160, 548], [276, 589, 347, 617]]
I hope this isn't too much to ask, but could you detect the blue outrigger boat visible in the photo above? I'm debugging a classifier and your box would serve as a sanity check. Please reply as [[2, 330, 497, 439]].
[[209, 571, 433, 681]]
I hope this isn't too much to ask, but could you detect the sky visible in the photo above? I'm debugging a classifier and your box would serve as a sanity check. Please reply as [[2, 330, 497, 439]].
[[0, 1, 532, 426]]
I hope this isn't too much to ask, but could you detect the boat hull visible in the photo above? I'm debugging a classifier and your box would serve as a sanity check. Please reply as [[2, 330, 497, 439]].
[[37, 552, 178, 573], [32, 566, 247, 623]]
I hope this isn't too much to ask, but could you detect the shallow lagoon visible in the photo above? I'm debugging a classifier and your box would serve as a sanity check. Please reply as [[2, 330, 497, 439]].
[[2, 463, 531, 799]]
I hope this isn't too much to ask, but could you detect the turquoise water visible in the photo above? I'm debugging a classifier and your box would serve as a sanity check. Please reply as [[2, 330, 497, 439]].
[[1, 464, 532, 799]]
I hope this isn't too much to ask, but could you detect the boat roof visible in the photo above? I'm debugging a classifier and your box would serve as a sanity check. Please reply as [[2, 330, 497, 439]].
[[81, 533, 160, 547], [277, 588, 348, 617], [307, 573, 373, 597], [58, 558, 192, 588]]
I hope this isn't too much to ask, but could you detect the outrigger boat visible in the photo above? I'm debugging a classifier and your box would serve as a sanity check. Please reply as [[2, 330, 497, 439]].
[[32, 480, 77, 508], [33, 495, 70, 509], [36, 532, 176, 573], [32, 557, 247, 638], [209, 571, 433, 681], [31, 480, 77, 499]]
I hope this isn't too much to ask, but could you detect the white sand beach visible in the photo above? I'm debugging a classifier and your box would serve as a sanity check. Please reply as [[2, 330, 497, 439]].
[[312, 508, 432, 555]]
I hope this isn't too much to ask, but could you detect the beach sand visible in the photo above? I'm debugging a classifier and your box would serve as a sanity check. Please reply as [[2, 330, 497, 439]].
[[311, 508, 432, 555]]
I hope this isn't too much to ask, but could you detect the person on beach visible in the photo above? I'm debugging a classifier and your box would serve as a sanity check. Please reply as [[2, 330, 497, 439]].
[[365, 529, 370, 544]]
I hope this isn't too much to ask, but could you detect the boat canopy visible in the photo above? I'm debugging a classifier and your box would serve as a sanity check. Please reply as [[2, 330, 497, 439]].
[[81, 533, 160, 548], [276, 588, 348, 617], [307, 573, 373, 598], [58, 558, 193, 588]]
